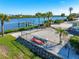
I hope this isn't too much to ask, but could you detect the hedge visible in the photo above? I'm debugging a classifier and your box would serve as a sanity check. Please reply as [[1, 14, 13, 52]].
[[0, 26, 39, 34], [54, 20, 64, 24]]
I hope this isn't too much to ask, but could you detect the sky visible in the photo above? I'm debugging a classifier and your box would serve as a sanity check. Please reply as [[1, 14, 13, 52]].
[[0, 0, 79, 15]]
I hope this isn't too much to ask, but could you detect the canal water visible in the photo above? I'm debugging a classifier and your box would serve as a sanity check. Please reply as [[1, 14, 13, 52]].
[[0, 16, 67, 31]]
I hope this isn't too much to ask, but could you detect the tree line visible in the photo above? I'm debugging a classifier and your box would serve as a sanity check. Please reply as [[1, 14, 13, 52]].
[[9, 11, 53, 19]]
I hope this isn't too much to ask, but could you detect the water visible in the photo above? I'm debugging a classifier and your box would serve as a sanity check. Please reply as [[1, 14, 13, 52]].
[[0, 16, 67, 31]]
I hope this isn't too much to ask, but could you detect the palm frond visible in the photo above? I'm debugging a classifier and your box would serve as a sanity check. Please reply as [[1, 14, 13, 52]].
[[55, 28, 68, 35]]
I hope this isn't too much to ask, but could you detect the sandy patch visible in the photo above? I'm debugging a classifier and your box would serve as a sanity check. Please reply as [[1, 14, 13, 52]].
[[0, 45, 8, 58]]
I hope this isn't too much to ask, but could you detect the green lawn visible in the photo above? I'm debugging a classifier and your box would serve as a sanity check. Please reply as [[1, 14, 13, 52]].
[[0, 35, 42, 59]]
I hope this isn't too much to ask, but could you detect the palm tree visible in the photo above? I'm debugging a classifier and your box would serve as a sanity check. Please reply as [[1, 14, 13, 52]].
[[41, 13, 47, 27], [35, 12, 42, 28], [69, 7, 73, 15], [0, 14, 9, 36], [55, 28, 68, 44], [42, 13, 46, 21], [67, 7, 73, 21], [45, 12, 53, 27], [46, 11, 53, 20]]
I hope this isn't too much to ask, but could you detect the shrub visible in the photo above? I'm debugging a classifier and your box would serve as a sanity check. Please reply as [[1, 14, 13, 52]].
[[54, 20, 64, 24], [70, 36, 79, 54], [18, 28, 26, 31], [0, 26, 39, 34], [5, 29, 18, 33], [44, 20, 53, 27]]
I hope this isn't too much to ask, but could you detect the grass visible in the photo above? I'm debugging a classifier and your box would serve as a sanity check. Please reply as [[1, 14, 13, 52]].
[[0, 35, 42, 59]]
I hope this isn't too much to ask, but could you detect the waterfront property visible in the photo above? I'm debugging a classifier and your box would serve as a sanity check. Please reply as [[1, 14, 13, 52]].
[[0, 0, 79, 59], [0, 14, 79, 59]]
